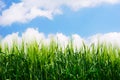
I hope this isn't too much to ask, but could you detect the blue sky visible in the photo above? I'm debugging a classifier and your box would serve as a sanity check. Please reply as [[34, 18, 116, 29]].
[[0, 0, 120, 38]]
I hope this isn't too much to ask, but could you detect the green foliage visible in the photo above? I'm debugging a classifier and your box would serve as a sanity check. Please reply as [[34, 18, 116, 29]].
[[0, 41, 120, 80]]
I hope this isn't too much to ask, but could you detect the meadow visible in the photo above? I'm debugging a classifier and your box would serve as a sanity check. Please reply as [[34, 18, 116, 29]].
[[0, 40, 120, 80]]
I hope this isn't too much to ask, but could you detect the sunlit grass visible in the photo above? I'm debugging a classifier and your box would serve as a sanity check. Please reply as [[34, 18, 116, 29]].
[[0, 40, 120, 80]]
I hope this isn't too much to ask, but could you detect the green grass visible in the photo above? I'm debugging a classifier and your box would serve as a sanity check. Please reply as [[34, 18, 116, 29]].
[[0, 40, 120, 80]]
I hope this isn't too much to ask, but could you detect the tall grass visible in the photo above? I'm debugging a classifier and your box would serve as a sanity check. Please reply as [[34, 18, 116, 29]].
[[0, 40, 120, 80]]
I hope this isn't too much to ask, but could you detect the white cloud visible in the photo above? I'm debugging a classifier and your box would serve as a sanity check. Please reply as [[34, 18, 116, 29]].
[[0, 2, 56, 26], [22, 28, 45, 43], [0, 0, 120, 26], [22, 29, 71, 50], [89, 32, 120, 47], [72, 34, 84, 50], [55, 33, 69, 48], [1, 28, 120, 51], [1, 28, 83, 50], [1, 32, 22, 50]]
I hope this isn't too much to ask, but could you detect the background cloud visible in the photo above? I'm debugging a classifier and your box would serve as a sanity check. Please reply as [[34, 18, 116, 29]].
[[89, 32, 120, 47], [0, 0, 120, 26], [1, 32, 21, 49], [1, 28, 120, 50], [1, 28, 82, 49]]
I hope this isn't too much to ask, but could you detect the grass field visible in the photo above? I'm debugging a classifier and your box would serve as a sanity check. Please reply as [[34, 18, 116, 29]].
[[0, 40, 120, 80]]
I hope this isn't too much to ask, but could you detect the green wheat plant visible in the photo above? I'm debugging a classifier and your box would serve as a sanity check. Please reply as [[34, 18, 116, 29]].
[[0, 40, 120, 80]]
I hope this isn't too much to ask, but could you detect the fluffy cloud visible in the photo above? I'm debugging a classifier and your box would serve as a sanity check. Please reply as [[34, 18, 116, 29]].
[[0, 0, 120, 26], [0, 2, 56, 26], [72, 34, 84, 50], [89, 32, 120, 47], [1, 28, 120, 50], [22, 28, 45, 43], [1, 28, 83, 50], [1, 32, 22, 49]]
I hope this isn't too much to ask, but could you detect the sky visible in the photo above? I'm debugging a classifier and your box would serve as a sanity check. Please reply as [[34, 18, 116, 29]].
[[0, 0, 120, 48]]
